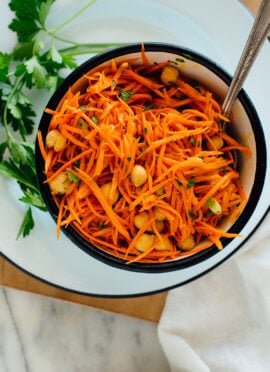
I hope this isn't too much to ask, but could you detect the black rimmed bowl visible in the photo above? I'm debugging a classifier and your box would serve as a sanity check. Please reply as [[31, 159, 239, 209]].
[[35, 42, 267, 273]]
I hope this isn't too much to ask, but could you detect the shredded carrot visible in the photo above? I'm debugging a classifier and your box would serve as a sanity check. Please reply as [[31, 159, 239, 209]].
[[37, 130, 47, 161], [141, 42, 149, 67], [40, 52, 251, 263]]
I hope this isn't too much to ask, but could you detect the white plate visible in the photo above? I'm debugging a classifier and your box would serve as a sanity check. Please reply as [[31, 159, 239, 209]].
[[1, 0, 270, 297]]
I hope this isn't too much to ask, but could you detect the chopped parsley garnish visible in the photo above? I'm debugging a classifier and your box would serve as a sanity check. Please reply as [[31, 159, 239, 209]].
[[144, 127, 148, 134], [80, 107, 89, 111], [144, 103, 154, 111], [187, 178, 196, 189], [167, 59, 178, 65], [188, 210, 194, 221], [190, 136, 196, 146], [156, 188, 164, 196], [206, 197, 222, 214], [176, 57, 185, 63], [182, 53, 193, 60], [119, 90, 134, 102], [127, 156, 131, 161], [67, 170, 80, 184], [112, 80, 117, 86], [177, 179, 183, 187], [91, 114, 99, 124]]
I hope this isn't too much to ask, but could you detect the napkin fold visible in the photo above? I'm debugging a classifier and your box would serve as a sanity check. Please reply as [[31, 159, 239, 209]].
[[158, 212, 270, 372]]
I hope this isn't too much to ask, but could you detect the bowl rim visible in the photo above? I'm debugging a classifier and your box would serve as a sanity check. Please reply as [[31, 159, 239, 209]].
[[35, 42, 267, 273]]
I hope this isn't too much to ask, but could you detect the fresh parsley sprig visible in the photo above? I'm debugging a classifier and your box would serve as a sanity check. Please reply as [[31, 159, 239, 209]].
[[0, 0, 123, 238]]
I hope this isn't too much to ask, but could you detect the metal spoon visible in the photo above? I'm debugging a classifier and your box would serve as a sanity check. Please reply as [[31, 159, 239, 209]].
[[222, 0, 270, 117]]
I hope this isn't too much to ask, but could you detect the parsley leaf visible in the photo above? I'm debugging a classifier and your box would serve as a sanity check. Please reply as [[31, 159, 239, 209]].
[[190, 136, 196, 146], [39, 0, 54, 26], [182, 53, 193, 60], [9, 0, 55, 42], [0, 142, 8, 161], [8, 137, 34, 165], [0, 159, 37, 191], [16, 207, 34, 239], [13, 41, 35, 60], [19, 188, 46, 210], [0, 53, 11, 82], [177, 179, 183, 187], [144, 103, 154, 111], [188, 210, 194, 221], [61, 54, 77, 69], [24, 56, 47, 88], [119, 90, 134, 102], [67, 170, 80, 184], [187, 178, 196, 189], [91, 114, 99, 124], [176, 57, 185, 63], [48, 45, 63, 64]]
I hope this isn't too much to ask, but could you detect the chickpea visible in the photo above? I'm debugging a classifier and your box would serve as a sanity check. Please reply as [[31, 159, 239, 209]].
[[131, 165, 148, 187], [135, 233, 155, 253], [147, 220, 165, 233], [154, 207, 166, 221], [155, 236, 172, 251], [206, 135, 224, 151], [177, 236, 196, 251], [134, 211, 149, 230], [49, 172, 71, 194], [161, 65, 179, 85], [46, 129, 67, 152], [100, 182, 119, 204]]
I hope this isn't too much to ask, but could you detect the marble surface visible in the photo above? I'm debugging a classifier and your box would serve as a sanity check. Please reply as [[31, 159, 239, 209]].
[[1, 287, 169, 372]]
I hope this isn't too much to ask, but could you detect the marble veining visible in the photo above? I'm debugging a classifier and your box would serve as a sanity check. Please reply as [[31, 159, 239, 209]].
[[0, 287, 169, 372]]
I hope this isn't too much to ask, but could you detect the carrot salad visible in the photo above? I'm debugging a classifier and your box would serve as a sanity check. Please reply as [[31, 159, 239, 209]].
[[38, 48, 251, 264]]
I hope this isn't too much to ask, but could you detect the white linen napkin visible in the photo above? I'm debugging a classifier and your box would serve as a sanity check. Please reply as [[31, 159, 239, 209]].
[[158, 212, 270, 372]]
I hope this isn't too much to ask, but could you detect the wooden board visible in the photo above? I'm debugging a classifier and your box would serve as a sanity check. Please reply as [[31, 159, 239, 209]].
[[0, 257, 167, 322], [0, 0, 259, 323]]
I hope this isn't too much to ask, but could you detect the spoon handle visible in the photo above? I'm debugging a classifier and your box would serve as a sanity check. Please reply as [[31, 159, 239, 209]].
[[222, 0, 270, 117]]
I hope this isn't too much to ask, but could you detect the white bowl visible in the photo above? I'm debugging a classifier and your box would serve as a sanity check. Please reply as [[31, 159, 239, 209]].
[[36, 43, 268, 273]]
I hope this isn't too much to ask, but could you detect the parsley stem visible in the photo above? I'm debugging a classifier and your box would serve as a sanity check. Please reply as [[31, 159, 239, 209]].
[[47, 32, 80, 46], [59, 42, 126, 52], [3, 77, 22, 135], [58, 43, 125, 56], [48, 0, 97, 34], [32, 32, 46, 55], [61, 49, 111, 56], [47, 33, 124, 50]]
